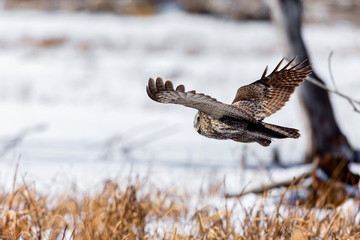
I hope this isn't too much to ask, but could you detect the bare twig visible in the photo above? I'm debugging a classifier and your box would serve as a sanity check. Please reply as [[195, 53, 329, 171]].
[[328, 51, 337, 89], [286, 56, 360, 113], [61, 225, 68, 240], [328, 52, 360, 113], [0, 124, 47, 157], [99, 122, 179, 161], [306, 75, 360, 113], [120, 124, 179, 153]]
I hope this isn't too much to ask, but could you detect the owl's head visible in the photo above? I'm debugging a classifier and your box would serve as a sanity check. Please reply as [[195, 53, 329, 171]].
[[193, 112, 201, 134]]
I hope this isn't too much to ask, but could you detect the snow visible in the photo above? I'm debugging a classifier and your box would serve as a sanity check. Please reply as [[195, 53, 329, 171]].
[[0, 10, 359, 202]]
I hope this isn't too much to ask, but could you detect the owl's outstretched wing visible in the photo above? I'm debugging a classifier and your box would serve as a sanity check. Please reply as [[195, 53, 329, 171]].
[[232, 57, 312, 120], [147, 77, 256, 122]]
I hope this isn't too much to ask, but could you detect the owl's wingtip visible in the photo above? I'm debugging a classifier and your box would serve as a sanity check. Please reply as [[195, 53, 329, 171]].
[[261, 65, 268, 79], [146, 77, 161, 101]]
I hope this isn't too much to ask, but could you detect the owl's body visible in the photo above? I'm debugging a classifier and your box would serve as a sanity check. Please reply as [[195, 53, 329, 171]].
[[146, 57, 311, 146], [194, 111, 299, 146], [195, 112, 254, 142]]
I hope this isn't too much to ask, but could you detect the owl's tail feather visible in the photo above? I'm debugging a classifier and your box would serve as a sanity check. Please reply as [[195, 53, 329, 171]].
[[262, 122, 300, 139], [250, 122, 300, 146]]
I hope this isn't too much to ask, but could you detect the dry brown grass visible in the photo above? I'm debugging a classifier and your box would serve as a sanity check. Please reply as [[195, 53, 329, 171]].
[[0, 177, 359, 240]]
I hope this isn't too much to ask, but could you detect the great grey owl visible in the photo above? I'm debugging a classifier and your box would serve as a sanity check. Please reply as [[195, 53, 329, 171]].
[[146, 57, 311, 146]]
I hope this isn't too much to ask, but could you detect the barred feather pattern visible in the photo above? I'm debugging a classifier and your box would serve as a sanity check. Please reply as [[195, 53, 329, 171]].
[[232, 57, 312, 120], [146, 77, 256, 122], [262, 122, 300, 139]]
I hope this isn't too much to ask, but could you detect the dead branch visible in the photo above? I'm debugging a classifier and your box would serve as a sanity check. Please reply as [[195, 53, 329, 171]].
[[225, 172, 311, 198]]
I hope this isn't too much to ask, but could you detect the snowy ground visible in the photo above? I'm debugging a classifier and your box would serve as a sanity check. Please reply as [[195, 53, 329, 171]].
[[0, 10, 359, 198]]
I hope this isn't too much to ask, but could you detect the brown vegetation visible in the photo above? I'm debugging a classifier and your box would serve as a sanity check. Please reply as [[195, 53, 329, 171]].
[[0, 178, 359, 239], [21, 37, 67, 49], [3, 0, 360, 25]]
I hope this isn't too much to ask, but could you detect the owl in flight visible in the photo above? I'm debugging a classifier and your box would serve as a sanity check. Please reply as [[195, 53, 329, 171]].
[[146, 57, 311, 146]]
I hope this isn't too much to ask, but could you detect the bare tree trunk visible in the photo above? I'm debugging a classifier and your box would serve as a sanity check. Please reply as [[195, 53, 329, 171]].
[[271, 0, 359, 165], [270, 0, 360, 206]]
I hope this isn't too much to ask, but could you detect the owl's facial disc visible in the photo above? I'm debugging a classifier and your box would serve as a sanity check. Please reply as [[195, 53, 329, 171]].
[[194, 112, 201, 133]]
